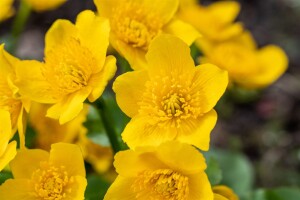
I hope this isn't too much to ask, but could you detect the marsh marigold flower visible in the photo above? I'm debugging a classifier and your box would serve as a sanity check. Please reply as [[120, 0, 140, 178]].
[[200, 31, 288, 89], [94, 0, 200, 69], [23, 0, 67, 12], [177, 0, 243, 53], [0, 143, 87, 200], [0, 44, 30, 147], [0, 0, 14, 22], [113, 35, 228, 150], [213, 185, 239, 200], [0, 110, 17, 171], [104, 141, 213, 200], [16, 10, 117, 124]]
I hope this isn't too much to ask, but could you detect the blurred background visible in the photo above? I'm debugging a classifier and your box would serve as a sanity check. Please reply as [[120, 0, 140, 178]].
[[0, 0, 299, 197]]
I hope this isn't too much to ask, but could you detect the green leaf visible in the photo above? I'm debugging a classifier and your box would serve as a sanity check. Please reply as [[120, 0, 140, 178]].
[[85, 174, 111, 200], [205, 157, 222, 185], [0, 171, 13, 185], [266, 188, 300, 200]]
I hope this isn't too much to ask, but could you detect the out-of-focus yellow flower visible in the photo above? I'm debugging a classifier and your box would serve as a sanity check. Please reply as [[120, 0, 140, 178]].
[[0, 44, 30, 147], [104, 141, 213, 200], [0, 0, 14, 22], [0, 143, 87, 200], [94, 0, 200, 69], [213, 185, 239, 200], [200, 31, 288, 89], [113, 35, 228, 150], [23, 0, 67, 12], [16, 10, 117, 124], [0, 110, 17, 171], [77, 132, 113, 174], [177, 0, 243, 52], [29, 103, 88, 151]]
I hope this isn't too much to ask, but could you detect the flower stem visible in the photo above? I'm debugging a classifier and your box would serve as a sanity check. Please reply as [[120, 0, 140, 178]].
[[96, 98, 125, 154], [11, 1, 31, 52]]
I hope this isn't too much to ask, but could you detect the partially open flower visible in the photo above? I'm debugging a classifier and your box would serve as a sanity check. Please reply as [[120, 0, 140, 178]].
[[104, 141, 213, 200], [0, 143, 87, 200]]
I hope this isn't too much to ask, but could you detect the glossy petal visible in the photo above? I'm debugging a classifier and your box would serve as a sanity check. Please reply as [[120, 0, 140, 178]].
[[163, 18, 201, 45], [15, 60, 59, 103], [0, 110, 11, 156], [64, 176, 87, 200], [113, 70, 149, 117], [10, 149, 49, 179], [176, 109, 217, 151], [76, 10, 110, 72], [88, 56, 117, 102], [156, 141, 207, 175], [49, 143, 86, 177], [104, 176, 137, 200], [188, 172, 213, 200], [207, 1, 241, 25], [190, 64, 228, 113], [0, 141, 17, 171], [213, 185, 239, 200], [46, 87, 92, 124], [122, 115, 177, 149], [0, 179, 35, 200], [24, 0, 67, 12], [146, 34, 195, 76], [45, 19, 78, 54], [214, 194, 228, 200]]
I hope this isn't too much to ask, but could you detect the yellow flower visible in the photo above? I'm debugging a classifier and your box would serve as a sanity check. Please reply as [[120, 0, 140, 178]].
[[0, 143, 87, 200], [29, 103, 88, 151], [104, 141, 213, 200], [23, 0, 67, 12], [94, 0, 200, 69], [113, 35, 228, 150], [0, 110, 17, 171], [0, 44, 30, 147], [16, 10, 117, 124], [213, 185, 239, 200], [0, 0, 14, 22], [177, 0, 243, 52], [200, 31, 288, 89]]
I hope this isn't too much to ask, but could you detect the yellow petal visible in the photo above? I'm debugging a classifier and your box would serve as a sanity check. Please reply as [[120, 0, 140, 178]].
[[45, 19, 78, 55], [163, 18, 201, 46], [214, 194, 229, 200], [0, 141, 16, 171], [75, 10, 110, 73], [146, 34, 195, 77], [122, 115, 177, 149], [24, 0, 67, 12], [207, 1, 241, 25], [104, 176, 137, 200], [188, 172, 213, 200], [239, 45, 288, 88], [0, 110, 11, 156], [17, 107, 27, 149], [49, 143, 86, 177], [0, 179, 35, 200], [15, 60, 59, 103], [110, 33, 148, 70], [10, 149, 49, 179], [113, 70, 149, 118], [88, 56, 117, 102], [0, 0, 15, 22], [114, 149, 166, 177], [46, 87, 92, 124], [176, 109, 217, 151], [213, 185, 239, 200], [156, 141, 207, 175], [64, 176, 87, 200], [191, 63, 228, 113]]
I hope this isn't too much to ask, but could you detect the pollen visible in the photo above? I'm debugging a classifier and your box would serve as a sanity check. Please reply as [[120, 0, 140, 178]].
[[32, 162, 71, 200], [111, 2, 163, 50], [133, 169, 189, 200], [43, 37, 97, 95]]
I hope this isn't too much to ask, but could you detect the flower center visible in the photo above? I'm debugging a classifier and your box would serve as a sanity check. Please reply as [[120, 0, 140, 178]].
[[32, 163, 71, 200], [111, 3, 163, 50], [43, 37, 96, 95], [133, 169, 189, 200]]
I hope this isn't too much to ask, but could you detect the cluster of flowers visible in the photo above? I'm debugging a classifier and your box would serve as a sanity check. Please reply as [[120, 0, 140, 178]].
[[0, 0, 288, 199]]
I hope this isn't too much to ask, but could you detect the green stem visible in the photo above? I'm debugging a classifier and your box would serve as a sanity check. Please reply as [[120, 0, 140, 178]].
[[11, 1, 31, 52], [96, 98, 125, 154]]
